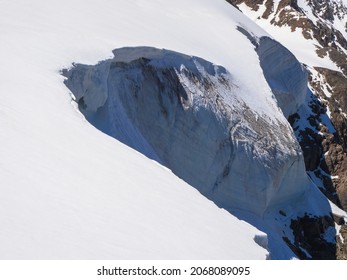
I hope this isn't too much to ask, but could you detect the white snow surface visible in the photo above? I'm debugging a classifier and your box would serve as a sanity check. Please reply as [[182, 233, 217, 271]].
[[0, 0, 277, 259]]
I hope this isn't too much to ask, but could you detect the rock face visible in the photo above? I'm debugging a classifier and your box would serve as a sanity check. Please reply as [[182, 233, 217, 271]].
[[337, 224, 347, 259], [285, 214, 336, 260], [63, 46, 309, 217]]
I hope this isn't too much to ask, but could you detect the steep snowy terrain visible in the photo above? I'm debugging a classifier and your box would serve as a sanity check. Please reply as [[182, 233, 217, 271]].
[[229, 0, 347, 210], [62, 3, 338, 259], [0, 0, 341, 259], [0, 0, 279, 260], [229, 0, 347, 258]]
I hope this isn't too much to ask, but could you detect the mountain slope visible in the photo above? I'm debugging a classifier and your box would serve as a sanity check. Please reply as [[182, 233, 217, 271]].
[[0, 0, 341, 259], [61, 2, 337, 259], [228, 0, 347, 211], [0, 0, 276, 260], [228, 0, 347, 259]]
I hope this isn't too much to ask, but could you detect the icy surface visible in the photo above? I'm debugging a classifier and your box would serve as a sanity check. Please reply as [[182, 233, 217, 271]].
[[64, 46, 312, 216], [0, 0, 275, 260], [256, 37, 308, 118]]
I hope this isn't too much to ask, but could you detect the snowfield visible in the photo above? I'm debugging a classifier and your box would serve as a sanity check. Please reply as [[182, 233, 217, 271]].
[[0, 0, 272, 259], [0, 0, 335, 259]]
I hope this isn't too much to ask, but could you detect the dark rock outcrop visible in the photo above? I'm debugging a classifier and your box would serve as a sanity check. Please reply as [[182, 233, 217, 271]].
[[284, 214, 336, 259]]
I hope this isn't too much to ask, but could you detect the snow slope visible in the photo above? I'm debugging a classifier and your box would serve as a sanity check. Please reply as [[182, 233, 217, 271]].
[[0, 0, 274, 259], [0, 0, 334, 259], [232, 0, 347, 213]]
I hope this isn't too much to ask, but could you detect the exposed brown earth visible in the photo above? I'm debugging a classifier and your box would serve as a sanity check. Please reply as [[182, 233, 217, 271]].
[[337, 224, 347, 259]]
